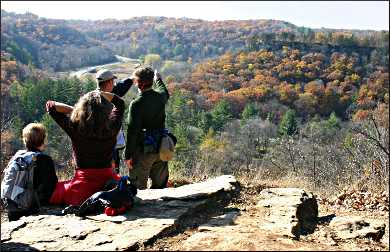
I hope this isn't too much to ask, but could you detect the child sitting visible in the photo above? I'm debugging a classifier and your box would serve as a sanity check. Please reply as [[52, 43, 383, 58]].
[[1, 123, 58, 221]]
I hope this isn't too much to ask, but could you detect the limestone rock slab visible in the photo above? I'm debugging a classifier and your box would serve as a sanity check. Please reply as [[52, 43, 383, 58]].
[[1, 175, 238, 251], [136, 175, 237, 201]]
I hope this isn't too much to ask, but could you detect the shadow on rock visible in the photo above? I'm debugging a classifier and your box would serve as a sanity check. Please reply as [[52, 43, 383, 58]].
[[317, 214, 336, 225], [1, 242, 39, 251]]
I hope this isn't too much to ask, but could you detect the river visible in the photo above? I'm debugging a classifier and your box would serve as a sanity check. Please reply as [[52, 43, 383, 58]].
[[69, 55, 140, 78]]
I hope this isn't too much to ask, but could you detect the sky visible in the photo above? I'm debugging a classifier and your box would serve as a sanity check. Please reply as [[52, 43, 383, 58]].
[[1, 1, 389, 31]]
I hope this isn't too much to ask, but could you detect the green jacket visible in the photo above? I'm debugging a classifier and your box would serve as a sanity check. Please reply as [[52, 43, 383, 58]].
[[124, 78, 169, 160]]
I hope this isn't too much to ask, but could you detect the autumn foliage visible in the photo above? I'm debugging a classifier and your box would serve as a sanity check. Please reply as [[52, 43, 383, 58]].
[[172, 46, 388, 121]]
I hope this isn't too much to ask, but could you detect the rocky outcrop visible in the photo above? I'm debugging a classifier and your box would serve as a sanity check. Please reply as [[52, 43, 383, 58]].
[[329, 216, 386, 241], [178, 188, 330, 251], [148, 186, 388, 251], [0, 175, 238, 251], [2, 182, 387, 251], [256, 188, 318, 239]]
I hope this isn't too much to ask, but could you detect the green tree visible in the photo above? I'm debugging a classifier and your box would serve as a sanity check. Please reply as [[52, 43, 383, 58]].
[[278, 109, 298, 136], [5, 41, 33, 65], [40, 113, 72, 166], [10, 77, 92, 124], [81, 77, 96, 94], [9, 116, 24, 150], [241, 102, 259, 121], [166, 89, 196, 129], [324, 111, 340, 130], [10, 78, 52, 122], [210, 99, 233, 131], [198, 111, 213, 134]]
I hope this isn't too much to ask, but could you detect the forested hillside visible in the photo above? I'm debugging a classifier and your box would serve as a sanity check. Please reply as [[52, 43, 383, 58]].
[[2, 10, 389, 70], [66, 16, 388, 63], [1, 9, 389, 196], [1, 10, 116, 71], [172, 44, 388, 120], [162, 43, 388, 194]]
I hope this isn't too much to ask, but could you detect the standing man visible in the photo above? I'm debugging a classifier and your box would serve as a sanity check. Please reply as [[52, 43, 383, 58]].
[[96, 69, 133, 173], [124, 66, 170, 189], [96, 69, 133, 97]]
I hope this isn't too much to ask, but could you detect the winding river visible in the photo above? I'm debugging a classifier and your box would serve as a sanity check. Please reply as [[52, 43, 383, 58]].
[[69, 55, 140, 78]]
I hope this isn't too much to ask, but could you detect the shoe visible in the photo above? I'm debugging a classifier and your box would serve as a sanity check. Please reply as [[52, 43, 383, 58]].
[[61, 205, 80, 215]]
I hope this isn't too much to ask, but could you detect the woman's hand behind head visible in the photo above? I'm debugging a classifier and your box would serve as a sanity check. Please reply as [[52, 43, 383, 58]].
[[46, 100, 56, 112]]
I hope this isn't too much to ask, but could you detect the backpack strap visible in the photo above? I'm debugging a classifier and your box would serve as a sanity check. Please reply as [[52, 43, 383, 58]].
[[15, 151, 41, 208], [26, 155, 41, 209]]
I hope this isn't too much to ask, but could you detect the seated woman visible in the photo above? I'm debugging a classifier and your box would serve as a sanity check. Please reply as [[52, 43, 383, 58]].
[[46, 90, 124, 206], [1, 123, 58, 221]]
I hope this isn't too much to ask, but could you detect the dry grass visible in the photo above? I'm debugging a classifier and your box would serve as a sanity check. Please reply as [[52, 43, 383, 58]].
[[55, 165, 75, 181], [174, 168, 389, 202]]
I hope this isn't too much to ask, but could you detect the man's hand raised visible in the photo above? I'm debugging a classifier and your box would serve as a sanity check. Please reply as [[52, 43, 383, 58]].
[[154, 70, 162, 82]]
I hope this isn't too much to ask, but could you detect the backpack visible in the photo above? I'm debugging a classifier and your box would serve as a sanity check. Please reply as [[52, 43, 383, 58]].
[[62, 176, 137, 217], [1, 150, 40, 211], [159, 132, 177, 161], [142, 129, 177, 160]]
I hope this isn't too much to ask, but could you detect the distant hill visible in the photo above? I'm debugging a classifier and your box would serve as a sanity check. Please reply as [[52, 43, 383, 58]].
[[1, 10, 116, 71], [1, 10, 388, 72], [67, 16, 388, 61]]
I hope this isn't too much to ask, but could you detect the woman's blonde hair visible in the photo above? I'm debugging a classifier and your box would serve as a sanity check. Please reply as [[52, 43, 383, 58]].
[[70, 91, 113, 138], [22, 123, 47, 150]]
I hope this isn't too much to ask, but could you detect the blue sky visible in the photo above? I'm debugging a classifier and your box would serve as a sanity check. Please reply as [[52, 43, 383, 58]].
[[1, 1, 389, 31]]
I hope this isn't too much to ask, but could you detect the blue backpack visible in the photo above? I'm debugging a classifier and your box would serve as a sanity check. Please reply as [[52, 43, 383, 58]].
[[1, 150, 40, 211]]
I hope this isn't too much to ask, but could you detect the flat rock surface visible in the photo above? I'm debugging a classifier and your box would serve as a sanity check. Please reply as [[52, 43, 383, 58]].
[[256, 187, 318, 238], [162, 186, 388, 251], [181, 204, 332, 251], [1, 175, 238, 251]]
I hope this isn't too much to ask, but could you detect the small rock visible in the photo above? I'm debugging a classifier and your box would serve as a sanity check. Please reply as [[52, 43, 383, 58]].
[[329, 216, 385, 242]]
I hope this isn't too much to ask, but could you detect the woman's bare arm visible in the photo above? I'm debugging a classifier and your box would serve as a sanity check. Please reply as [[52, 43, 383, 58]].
[[54, 102, 74, 114]]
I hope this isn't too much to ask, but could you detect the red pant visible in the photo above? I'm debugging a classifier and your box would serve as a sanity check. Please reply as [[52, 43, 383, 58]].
[[49, 168, 120, 206]]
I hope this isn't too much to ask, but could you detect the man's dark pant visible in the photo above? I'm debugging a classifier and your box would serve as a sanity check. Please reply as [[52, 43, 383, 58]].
[[129, 153, 169, 189]]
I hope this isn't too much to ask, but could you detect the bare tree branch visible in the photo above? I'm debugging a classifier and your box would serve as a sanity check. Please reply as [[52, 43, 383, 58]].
[[269, 158, 283, 171], [351, 126, 389, 156], [370, 114, 382, 141], [1, 115, 14, 133]]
